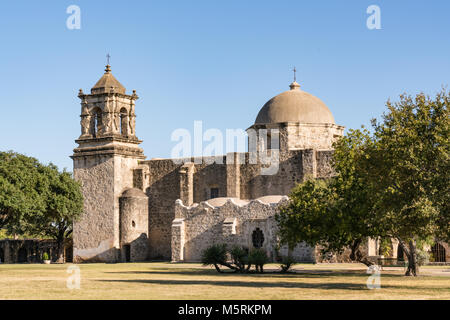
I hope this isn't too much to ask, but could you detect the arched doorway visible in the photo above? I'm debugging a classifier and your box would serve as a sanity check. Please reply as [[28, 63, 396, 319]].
[[0, 247, 4, 263], [124, 244, 131, 262], [431, 243, 446, 262], [17, 247, 28, 263]]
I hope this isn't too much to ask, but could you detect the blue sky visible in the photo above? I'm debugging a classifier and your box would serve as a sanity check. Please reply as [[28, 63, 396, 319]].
[[0, 0, 449, 170]]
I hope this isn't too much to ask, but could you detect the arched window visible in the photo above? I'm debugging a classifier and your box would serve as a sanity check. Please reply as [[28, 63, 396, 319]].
[[252, 228, 264, 249], [120, 108, 128, 135], [431, 243, 446, 262], [91, 107, 102, 137]]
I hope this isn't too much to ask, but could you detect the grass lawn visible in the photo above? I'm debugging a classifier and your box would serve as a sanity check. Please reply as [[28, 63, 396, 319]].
[[0, 262, 449, 300]]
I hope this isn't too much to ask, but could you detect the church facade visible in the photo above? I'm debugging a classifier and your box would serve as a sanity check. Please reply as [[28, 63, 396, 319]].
[[72, 64, 448, 265], [71, 64, 344, 263]]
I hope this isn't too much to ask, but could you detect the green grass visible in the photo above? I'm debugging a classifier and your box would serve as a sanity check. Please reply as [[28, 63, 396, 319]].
[[0, 262, 449, 300]]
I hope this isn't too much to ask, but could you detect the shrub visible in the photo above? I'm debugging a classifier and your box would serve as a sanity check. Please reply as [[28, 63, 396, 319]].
[[202, 244, 269, 273], [280, 255, 297, 273], [248, 248, 268, 273], [416, 249, 430, 266], [230, 246, 250, 272], [201, 243, 227, 273], [42, 252, 50, 261]]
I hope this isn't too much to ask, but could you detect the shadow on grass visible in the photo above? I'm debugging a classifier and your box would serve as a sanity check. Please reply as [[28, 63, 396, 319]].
[[104, 269, 404, 279], [96, 278, 367, 290], [96, 276, 450, 292]]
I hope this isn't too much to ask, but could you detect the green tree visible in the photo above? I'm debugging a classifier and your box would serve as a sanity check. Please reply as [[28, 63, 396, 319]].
[[369, 90, 449, 276], [0, 151, 84, 263], [276, 129, 380, 267], [0, 152, 47, 236], [25, 163, 84, 263]]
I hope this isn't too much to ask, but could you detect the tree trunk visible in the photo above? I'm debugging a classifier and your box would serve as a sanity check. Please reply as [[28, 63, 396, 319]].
[[349, 239, 375, 267], [405, 240, 419, 276], [213, 264, 223, 273], [56, 237, 65, 263], [398, 238, 419, 277]]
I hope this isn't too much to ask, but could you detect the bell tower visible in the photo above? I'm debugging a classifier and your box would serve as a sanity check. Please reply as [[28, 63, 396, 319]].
[[71, 63, 146, 263]]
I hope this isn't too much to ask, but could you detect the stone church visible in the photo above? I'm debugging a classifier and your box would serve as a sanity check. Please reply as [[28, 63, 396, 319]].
[[72, 64, 449, 264]]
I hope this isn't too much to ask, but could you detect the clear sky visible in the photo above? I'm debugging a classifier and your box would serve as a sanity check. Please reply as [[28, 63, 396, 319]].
[[0, 0, 449, 170]]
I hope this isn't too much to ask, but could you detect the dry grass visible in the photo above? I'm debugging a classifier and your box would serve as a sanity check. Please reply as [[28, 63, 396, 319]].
[[0, 262, 449, 300]]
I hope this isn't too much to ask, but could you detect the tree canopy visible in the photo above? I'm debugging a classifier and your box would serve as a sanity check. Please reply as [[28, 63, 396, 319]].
[[277, 89, 449, 276], [0, 151, 84, 262]]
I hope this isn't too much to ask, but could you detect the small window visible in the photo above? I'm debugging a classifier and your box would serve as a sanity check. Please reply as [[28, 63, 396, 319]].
[[120, 108, 128, 135], [210, 188, 219, 199], [132, 221, 136, 228], [252, 228, 264, 249], [266, 133, 272, 150]]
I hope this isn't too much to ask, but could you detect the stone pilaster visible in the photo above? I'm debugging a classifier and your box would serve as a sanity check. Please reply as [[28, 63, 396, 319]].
[[301, 149, 317, 180], [179, 163, 194, 206], [226, 152, 241, 198], [171, 218, 185, 262]]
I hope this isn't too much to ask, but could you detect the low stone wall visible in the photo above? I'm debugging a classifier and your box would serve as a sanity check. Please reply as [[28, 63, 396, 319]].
[[171, 196, 316, 263]]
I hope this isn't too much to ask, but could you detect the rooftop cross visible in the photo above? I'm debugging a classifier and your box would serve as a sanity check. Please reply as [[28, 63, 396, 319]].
[[293, 67, 297, 82], [105, 54, 112, 73]]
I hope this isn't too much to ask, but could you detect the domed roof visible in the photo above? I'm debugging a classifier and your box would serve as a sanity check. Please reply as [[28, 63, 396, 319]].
[[121, 188, 147, 198], [254, 82, 335, 125], [91, 65, 126, 94]]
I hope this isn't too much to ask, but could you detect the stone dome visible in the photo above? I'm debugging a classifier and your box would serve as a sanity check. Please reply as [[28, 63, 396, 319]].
[[91, 65, 126, 95], [121, 188, 147, 198], [254, 82, 335, 125]]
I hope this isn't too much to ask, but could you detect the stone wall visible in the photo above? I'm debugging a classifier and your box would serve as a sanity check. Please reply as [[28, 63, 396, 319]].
[[172, 196, 316, 263], [119, 188, 149, 262], [143, 159, 183, 259], [193, 158, 227, 203], [141, 148, 336, 261], [284, 123, 344, 150], [73, 155, 117, 262], [248, 122, 344, 152]]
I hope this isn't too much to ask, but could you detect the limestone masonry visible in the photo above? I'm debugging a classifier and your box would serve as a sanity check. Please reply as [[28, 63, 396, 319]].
[[71, 65, 450, 264]]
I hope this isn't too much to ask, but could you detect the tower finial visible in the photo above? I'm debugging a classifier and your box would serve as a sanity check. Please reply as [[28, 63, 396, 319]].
[[289, 67, 300, 90], [105, 54, 111, 73]]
